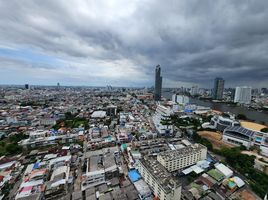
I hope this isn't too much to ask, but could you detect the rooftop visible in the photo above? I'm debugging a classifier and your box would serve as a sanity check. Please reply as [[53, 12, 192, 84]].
[[139, 157, 180, 193], [158, 143, 206, 161], [91, 111, 106, 118]]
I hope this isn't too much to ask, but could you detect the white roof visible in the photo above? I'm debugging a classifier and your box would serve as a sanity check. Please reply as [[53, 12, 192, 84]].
[[233, 176, 245, 187], [49, 155, 71, 167], [43, 154, 57, 160], [20, 179, 44, 189], [182, 139, 191, 146], [191, 165, 204, 174], [51, 179, 66, 188], [182, 167, 193, 175], [0, 161, 16, 170], [91, 111, 106, 118], [51, 166, 68, 180], [197, 160, 210, 169], [215, 163, 233, 177], [183, 165, 204, 175]]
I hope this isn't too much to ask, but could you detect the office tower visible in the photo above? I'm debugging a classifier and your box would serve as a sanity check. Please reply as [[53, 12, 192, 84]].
[[25, 84, 29, 89], [213, 77, 224, 100], [230, 88, 235, 101], [234, 86, 252, 104], [261, 88, 268, 94], [154, 65, 162, 101], [190, 85, 198, 96]]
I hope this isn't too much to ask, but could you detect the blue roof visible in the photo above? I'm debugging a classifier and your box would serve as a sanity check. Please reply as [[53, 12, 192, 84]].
[[184, 109, 193, 113], [33, 162, 39, 169], [128, 169, 141, 183]]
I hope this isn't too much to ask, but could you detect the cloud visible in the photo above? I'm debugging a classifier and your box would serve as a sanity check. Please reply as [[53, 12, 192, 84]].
[[0, 0, 268, 87]]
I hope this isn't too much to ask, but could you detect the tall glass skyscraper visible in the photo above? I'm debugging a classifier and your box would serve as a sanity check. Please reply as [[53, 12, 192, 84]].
[[213, 77, 224, 100], [154, 65, 162, 101]]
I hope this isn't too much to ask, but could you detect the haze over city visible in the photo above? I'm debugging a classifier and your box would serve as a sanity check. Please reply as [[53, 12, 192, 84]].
[[0, 0, 268, 87]]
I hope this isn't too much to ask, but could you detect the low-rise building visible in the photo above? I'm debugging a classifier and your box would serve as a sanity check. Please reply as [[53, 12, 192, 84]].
[[208, 115, 240, 132], [82, 152, 119, 191], [223, 126, 268, 156]]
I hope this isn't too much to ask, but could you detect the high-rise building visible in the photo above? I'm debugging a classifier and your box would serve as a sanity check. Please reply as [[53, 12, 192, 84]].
[[154, 65, 162, 101], [25, 84, 29, 89], [190, 85, 198, 96], [234, 86, 252, 104], [213, 77, 224, 100]]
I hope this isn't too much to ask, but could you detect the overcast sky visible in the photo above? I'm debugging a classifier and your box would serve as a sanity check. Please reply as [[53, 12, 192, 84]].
[[0, 0, 267, 88]]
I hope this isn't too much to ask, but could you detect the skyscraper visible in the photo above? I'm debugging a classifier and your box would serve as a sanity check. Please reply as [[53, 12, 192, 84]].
[[154, 65, 162, 101], [213, 77, 224, 100], [234, 86, 252, 104], [25, 84, 29, 89]]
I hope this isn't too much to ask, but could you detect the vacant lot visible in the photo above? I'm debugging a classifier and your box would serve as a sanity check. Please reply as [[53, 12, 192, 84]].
[[197, 131, 234, 149], [240, 120, 267, 132]]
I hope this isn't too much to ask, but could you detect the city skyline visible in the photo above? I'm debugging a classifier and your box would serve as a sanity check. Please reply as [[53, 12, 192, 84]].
[[0, 1, 268, 88]]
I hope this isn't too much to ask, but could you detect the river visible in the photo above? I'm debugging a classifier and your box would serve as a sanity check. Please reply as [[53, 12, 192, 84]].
[[162, 91, 268, 125]]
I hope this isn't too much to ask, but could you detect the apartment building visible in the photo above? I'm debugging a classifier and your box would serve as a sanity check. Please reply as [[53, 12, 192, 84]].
[[153, 104, 174, 136], [137, 157, 181, 200], [157, 144, 207, 172]]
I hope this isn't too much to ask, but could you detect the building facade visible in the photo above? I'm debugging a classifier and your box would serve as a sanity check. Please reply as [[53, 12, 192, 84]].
[[152, 104, 174, 136], [154, 65, 162, 101], [137, 158, 181, 200], [209, 115, 240, 132], [172, 94, 189, 105], [213, 77, 224, 100], [223, 126, 268, 156], [157, 144, 207, 172], [234, 86, 252, 104]]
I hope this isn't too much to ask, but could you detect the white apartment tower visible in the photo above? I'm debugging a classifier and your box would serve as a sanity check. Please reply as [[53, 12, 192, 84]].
[[234, 86, 252, 104]]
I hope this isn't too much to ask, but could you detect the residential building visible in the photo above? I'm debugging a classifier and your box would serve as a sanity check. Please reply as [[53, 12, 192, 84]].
[[137, 158, 181, 200], [234, 86, 252, 104], [154, 65, 162, 101], [81, 152, 119, 190], [157, 144, 207, 172], [152, 104, 173, 136], [213, 77, 224, 100], [82, 155, 105, 190]]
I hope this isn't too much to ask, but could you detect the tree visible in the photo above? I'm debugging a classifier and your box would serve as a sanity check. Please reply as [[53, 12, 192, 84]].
[[260, 127, 268, 133], [5, 143, 22, 155], [236, 114, 247, 120]]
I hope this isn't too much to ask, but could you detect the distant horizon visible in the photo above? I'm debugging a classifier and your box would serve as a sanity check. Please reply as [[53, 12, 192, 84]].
[[0, 83, 266, 90]]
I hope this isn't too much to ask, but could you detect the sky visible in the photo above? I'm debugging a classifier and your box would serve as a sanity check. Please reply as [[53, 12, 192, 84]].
[[0, 0, 268, 88]]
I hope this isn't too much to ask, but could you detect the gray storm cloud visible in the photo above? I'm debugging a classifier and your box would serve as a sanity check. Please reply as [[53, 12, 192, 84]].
[[0, 0, 267, 87]]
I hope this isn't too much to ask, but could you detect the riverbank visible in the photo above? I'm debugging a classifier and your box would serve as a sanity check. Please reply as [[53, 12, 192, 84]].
[[162, 91, 268, 125]]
